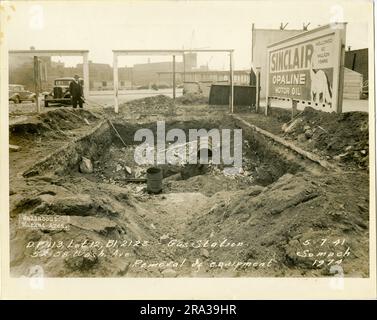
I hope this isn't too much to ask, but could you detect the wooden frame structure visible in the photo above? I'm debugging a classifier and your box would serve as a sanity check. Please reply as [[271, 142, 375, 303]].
[[112, 49, 234, 113], [9, 50, 90, 112]]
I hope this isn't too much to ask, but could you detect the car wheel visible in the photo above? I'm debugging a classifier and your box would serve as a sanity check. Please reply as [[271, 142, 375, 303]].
[[31, 97, 37, 103]]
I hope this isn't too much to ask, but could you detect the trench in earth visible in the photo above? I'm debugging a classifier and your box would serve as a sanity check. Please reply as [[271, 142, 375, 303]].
[[66, 119, 304, 191], [13, 117, 310, 277]]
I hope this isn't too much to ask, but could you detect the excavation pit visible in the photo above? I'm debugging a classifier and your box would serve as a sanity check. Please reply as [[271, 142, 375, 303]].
[[10, 110, 369, 278], [59, 118, 305, 197]]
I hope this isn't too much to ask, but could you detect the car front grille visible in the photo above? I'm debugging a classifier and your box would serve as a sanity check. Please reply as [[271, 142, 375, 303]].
[[53, 87, 63, 98]]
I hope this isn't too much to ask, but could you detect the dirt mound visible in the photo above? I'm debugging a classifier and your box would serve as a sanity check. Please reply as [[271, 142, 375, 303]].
[[118, 95, 175, 114], [40, 109, 98, 130], [282, 107, 369, 169], [176, 93, 208, 105], [10, 108, 99, 139], [9, 111, 369, 278], [9, 176, 159, 276], [184, 171, 369, 277], [165, 171, 255, 196]]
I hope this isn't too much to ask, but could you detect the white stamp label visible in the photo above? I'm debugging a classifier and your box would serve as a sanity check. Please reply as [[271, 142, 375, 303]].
[[18, 214, 70, 231]]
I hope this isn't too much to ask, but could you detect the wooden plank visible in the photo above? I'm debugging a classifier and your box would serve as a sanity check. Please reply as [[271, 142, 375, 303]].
[[9, 144, 20, 152], [112, 49, 234, 55], [125, 178, 147, 183], [233, 115, 341, 172], [108, 119, 127, 147], [9, 50, 89, 57]]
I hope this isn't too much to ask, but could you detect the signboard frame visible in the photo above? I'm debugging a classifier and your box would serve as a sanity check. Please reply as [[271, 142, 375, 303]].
[[266, 23, 347, 114]]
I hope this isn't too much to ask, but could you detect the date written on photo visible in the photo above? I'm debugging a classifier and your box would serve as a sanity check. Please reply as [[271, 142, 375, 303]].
[[295, 238, 351, 267]]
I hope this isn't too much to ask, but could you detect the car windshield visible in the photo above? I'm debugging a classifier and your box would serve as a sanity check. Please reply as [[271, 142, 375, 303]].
[[55, 80, 72, 86]]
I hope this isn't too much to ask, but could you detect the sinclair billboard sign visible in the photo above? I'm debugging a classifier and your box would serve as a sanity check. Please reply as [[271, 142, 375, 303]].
[[266, 23, 347, 113]]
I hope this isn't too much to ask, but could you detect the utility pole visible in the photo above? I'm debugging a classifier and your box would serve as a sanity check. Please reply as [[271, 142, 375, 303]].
[[229, 51, 234, 113]]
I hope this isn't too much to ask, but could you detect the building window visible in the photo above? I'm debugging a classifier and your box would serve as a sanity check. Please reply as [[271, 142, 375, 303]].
[[102, 81, 107, 87]]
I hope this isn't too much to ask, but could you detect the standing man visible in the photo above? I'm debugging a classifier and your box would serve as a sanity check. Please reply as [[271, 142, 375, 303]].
[[69, 74, 84, 108]]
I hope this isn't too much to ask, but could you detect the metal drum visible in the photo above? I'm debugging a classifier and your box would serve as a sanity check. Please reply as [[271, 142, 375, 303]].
[[197, 136, 213, 162], [146, 167, 163, 194]]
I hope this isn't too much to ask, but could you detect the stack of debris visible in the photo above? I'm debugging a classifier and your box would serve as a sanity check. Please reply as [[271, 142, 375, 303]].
[[120, 95, 175, 114], [281, 107, 369, 169], [175, 93, 208, 105]]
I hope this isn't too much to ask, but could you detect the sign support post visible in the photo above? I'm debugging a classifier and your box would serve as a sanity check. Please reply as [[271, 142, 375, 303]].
[[255, 67, 261, 112], [292, 99, 298, 119]]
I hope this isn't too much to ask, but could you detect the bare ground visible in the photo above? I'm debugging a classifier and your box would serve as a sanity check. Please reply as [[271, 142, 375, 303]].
[[8, 97, 370, 277]]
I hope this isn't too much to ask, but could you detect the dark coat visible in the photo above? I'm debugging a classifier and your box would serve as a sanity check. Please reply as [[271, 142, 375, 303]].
[[69, 81, 83, 98]]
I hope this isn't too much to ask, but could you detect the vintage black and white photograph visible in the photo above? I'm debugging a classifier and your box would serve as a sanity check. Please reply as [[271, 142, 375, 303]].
[[0, 0, 375, 292]]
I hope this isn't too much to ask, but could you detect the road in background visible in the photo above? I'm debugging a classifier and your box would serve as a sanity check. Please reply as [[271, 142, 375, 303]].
[[8, 88, 368, 117], [88, 88, 183, 107]]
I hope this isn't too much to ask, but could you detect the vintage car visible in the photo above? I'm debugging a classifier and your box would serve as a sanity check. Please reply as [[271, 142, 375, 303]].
[[44, 77, 84, 107], [9, 84, 36, 104]]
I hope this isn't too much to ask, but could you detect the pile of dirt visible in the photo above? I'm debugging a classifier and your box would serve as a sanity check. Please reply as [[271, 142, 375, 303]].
[[9, 176, 160, 277], [8, 108, 369, 278], [9, 108, 99, 140], [165, 172, 255, 196], [183, 171, 369, 277], [176, 93, 208, 105], [119, 95, 175, 114], [281, 107, 369, 169], [268, 107, 292, 123]]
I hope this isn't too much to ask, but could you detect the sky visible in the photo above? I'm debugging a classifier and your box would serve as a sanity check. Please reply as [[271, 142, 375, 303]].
[[3, 0, 373, 69]]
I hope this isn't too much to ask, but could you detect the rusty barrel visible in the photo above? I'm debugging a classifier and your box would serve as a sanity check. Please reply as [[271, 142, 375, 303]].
[[146, 167, 163, 194]]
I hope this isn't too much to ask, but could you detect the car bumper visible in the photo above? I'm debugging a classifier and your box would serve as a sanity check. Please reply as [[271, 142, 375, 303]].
[[44, 98, 71, 102]]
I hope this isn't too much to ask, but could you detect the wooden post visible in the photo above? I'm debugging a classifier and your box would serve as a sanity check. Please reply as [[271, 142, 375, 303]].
[[113, 53, 119, 113], [173, 55, 176, 100], [229, 51, 234, 113], [292, 99, 298, 119], [265, 97, 270, 116], [82, 52, 89, 99], [336, 26, 347, 113], [131, 68, 133, 90], [182, 53, 186, 83], [33, 56, 41, 113], [255, 67, 261, 112]]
